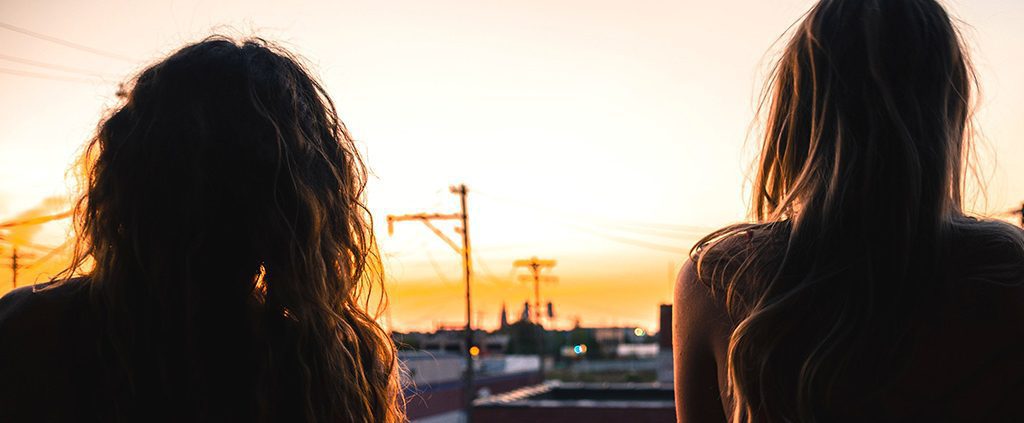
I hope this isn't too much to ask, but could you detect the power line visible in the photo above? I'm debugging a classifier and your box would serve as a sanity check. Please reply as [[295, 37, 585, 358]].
[[24, 240, 71, 270], [0, 67, 100, 84], [0, 22, 135, 63], [590, 221, 710, 240], [473, 187, 720, 234], [0, 53, 119, 78], [0, 210, 72, 228], [474, 257, 514, 288], [471, 189, 703, 254], [473, 189, 717, 237], [424, 248, 459, 286], [0, 240, 58, 254], [612, 220, 718, 234], [562, 221, 691, 255]]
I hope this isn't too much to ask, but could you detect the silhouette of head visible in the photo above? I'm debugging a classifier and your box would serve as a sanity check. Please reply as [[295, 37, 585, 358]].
[[754, 0, 972, 225], [66, 37, 401, 422]]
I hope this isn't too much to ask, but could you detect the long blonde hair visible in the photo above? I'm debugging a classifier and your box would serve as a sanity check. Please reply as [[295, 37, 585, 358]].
[[693, 1, 1024, 421], [55, 37, 403, 422]]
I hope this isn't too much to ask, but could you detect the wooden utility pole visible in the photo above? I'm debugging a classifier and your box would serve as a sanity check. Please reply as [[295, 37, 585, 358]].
[[387, 184, 475, 422], [454, 183, 474, 421], [513, 257, 557, 378], [2, 245, 38, 289], [1, 209, 73, 290], [11, 247, 19, 289]]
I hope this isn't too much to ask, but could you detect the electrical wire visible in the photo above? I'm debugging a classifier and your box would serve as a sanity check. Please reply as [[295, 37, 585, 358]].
[[0, 210, 72, 228], [474, 189, 719, 236], [562, 220, 694, 255], [0, 238, 60, 253], [0, 53, 120, 79], [590, 222, 709, 240], [0, 22, 135, 62], [474, 258, 515, 288], [0, 67, 100, 84], [469, 190, 704, 255], [423, 248, 459, 286], [24, 240, 71, 270]]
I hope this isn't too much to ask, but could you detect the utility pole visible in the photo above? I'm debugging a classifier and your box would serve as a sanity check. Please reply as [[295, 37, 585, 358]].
[[387, 184, 475, 422], [0, 209, 71, 291], [11, 247, 19, 289], [5, 246, 45, 290], [513, 257, 557, 378]]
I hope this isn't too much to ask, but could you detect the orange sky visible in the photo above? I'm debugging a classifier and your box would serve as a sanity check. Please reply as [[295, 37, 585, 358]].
[[2, 0, 1024, 332]]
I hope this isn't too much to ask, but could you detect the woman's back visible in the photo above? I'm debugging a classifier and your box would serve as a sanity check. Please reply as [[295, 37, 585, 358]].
[[873, 223, 1024, 420], [0, 278, 290, 422], [675, 222, 1024, 419], [0, 281, 110, 422], [677, 223, 1024, 422]]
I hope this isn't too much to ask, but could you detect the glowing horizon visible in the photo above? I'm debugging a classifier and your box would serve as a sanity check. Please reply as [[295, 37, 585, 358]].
[[3, 0, 1024, 332]]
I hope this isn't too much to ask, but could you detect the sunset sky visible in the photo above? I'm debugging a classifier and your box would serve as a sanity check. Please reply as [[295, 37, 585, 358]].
[[2, 0, 1023, 332]]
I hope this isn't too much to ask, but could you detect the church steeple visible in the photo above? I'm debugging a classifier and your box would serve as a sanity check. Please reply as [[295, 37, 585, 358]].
[[499, 302, 509, 328]]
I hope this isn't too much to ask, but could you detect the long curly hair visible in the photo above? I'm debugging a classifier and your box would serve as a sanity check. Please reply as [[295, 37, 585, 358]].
[[55, 37, 403, 422], [692, 0, 1024, 421]]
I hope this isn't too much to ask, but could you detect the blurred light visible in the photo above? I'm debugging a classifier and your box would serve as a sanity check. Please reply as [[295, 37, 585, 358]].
[[469, 346, 480, 357], [634, 328, 646, 337], [573, 345, 582, 354]]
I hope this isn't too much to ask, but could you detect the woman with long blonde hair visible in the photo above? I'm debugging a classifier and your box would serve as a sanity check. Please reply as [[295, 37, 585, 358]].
[[0, 37, 403, 422], [674, 0, 1024, 421]]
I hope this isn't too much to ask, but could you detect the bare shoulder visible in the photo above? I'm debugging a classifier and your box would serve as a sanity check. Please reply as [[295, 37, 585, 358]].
[[674, 259, 728, 336], [673, 257, 733, 423], [673, 254, 736, 358]]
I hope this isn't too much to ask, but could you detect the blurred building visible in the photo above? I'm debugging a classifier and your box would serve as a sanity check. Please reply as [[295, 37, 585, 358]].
[[657, 304, 673, 383], [396, 328, 510, 355], [591, 326, 658, 358], [400, 351, 541, 422], [397, 303, 676, 421], [616, 343, 659, 358]]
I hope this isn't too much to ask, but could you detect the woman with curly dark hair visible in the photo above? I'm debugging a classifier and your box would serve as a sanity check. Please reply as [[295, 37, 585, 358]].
[[674, 0, 1024, 421], [0, 37, 403, 423]]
